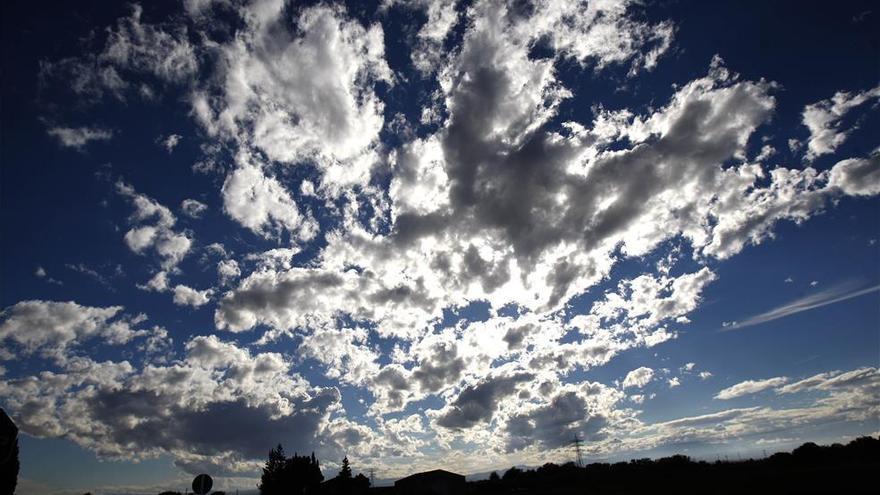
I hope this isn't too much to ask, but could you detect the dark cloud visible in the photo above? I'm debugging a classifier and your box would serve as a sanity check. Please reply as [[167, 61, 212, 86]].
[[436, 372, 534, 429], [412, 342, 466, 393], [88, 388, 339, 468], [505, 391, 608, 452]]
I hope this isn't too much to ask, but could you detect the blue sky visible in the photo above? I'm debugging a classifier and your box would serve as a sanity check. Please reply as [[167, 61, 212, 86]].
[[1, 0, 879, 493]]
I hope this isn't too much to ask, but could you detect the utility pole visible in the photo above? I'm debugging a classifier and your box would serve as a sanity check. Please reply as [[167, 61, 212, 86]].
[[571, 435, 584, 467]]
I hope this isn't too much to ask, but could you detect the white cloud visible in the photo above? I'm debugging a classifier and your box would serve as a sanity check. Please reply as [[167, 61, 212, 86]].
[[221, 154, 318, 240], [217, 259, 241, 286], [200, 2, 391, 197], [722, 281, 880, 331], [14, 0, 880, 479], [117, 181, 193, 271], [103, 5, 198, 82], [47, 126, 113, 149], [0, 300, 155, 363], [827, 156, 880, 196], [180, 199, 208, 219], [623, 367, 655, 389], [172, 285, 213, 308], [159, 133, 182, 152], [802, 85, 880, 160], [777, 367, 879, 395], [715, 376, 789, 400]]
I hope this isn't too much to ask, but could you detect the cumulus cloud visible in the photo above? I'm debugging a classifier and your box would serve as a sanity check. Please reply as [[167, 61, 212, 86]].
[[221, 153, 318, 240], [0, 331, 346, 474], [802, 85, 880, 160], [715, 377, 789, 400], [827, 156, 880, 196], [15, 0, 880, 480], [0, 300, 156, 363], [435, 372, 534, 429], [197, 2, 392, 197], [172, 285, 213, 307], [623, 367, 655, 389], [117, 181, 193, 271]]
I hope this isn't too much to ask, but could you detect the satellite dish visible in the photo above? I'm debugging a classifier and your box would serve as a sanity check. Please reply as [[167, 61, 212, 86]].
[[192, 474, 213, 495]]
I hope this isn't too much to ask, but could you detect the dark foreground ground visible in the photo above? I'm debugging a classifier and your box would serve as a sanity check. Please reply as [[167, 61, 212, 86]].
[[458, 436, 879, 495], [363, 436, 879, 495]]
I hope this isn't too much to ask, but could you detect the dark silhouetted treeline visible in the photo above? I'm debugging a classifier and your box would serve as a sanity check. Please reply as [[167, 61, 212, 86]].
[[258, 445, 369, 495], [467, 436, 879, 494]]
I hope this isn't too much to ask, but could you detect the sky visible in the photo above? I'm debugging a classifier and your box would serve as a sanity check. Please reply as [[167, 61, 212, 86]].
[[1, 0, 879, 493]]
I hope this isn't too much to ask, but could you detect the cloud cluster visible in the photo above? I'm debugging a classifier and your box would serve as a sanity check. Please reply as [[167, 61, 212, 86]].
[[117, 181, 193, 271], [0, 300, 163, 364], [13, 0, 880, 482]]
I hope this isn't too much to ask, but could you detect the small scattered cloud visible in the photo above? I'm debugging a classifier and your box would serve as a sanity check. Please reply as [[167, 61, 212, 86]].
[[180, 199, 208, 219], [158, 133, 182, 152], [34, 266, 62, 285], [623, 367, 655, 389], [47, 126, 113, 150]]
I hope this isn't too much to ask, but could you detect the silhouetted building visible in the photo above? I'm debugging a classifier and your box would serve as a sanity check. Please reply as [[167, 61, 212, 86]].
[[394, 470, 465, 495]]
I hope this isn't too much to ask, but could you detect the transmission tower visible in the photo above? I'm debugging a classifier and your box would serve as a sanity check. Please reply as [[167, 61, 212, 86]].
[[368, 468, 376, 486], [571, 434, 584, 467]]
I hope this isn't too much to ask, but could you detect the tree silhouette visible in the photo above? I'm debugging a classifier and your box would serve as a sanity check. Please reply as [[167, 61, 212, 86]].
[[259, 446, 323, 495], [258, 444, 287, 495], [339, 456, 352, 480], [489, 471, 500, 482]]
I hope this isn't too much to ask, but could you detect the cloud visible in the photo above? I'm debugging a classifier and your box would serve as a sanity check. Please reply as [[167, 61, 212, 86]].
[[802, 85, 880, 160], [172, 285, 213, 308], [220, 154, 317, 240], [217, 259, 241, 286], [827, 156, 880, 196], [14, 0, 880, 479], [117, 181, 193, 271], [181, 199, 208, 219], [198, 2, 391, 196], [0, 300, 154, 363], [434, 372, 534, 429], [715, 377, 789, 400], [38, 4, 197, 102], [159, 134, 182, 152], [721, 281, 880, 331], [0, 331, 344, 474], [777, 367, 879, 395], [34, 266, 62, 285], [623, 367, 655, 389], [46, 126, 113, 149]]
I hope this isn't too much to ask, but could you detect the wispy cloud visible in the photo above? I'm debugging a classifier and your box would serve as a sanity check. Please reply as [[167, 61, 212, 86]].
[[721, 281, 880, 331]]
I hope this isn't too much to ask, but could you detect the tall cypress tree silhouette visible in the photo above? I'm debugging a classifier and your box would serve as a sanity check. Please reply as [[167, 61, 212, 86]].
[[339, 456, 352, 480]]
